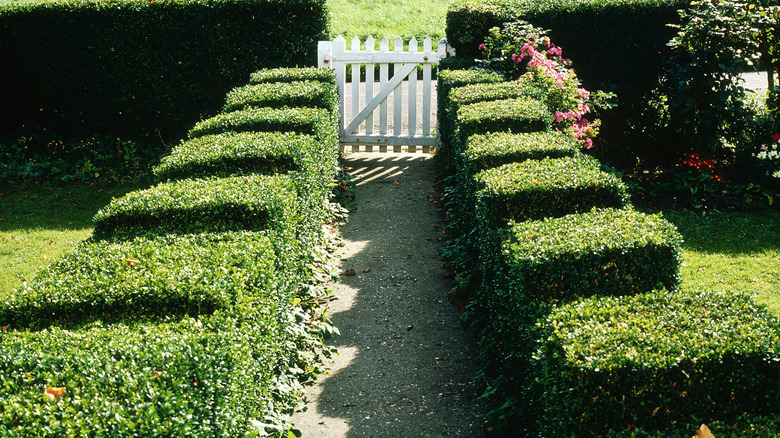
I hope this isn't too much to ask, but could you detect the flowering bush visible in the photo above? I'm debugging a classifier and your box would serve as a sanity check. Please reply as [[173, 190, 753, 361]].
[[479, 22, 614, 148]]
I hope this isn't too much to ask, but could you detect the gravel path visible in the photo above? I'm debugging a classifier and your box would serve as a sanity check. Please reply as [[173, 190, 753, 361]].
[[292, 151, 487, 437]]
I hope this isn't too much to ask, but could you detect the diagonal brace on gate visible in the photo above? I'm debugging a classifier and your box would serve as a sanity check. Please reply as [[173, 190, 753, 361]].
[[318, 35, 450, 152]]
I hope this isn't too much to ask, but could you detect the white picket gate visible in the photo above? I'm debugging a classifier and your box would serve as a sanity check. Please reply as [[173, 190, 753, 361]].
[[318, 35, 448, 153]]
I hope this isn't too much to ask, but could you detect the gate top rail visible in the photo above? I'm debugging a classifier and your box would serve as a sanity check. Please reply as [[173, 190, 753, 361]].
[[317, 35, 450, 153]]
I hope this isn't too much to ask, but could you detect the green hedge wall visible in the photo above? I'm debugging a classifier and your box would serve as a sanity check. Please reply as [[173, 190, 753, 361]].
[[0, 232, 278, 331], [537, 289, 780, 436], [0, 67, 341, 435], [473, 155, 629, 225], [0, 0, 329, 142], [92, 174, 299, 240], [188, 107, 337, 141], [222, 81, 339, 113]]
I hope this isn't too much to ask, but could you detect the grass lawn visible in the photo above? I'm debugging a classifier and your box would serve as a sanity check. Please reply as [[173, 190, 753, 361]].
[[0, 183, 138, 298], [327, 0, 448, 42], [656, 208, 780, 315]]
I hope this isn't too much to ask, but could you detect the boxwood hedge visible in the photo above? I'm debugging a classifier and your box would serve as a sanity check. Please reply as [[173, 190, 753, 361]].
[[474, 154, 629, 225], [501, 208, 682, 300], [536, 289, 780, 436], [188, 107, 337, 142], [437, 68, 505, 161], [222, 81, 339, 113], [463, 131, 580, 170], [92, 174, 298, 240], [0, 315, 285, 437], [455, 97, 550, 147], [153, 132, 314, 181], [249, 67, 337, 85], [0, 232, 279, 331]]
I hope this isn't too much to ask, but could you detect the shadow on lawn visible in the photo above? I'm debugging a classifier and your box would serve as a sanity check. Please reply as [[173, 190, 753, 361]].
[[646, 208, 780, 255]]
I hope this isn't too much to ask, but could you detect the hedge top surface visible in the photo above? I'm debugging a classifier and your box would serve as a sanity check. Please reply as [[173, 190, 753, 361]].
[[1, 231, 278, 331], [449, 80, 545, 109], [503, 208, 682, 261], [457, 96, 551, 134], [438, 68, 506, 88], [153, 131, 317, 181], [464, 131, 580, 169], [222, 81, 338, 113], [543, 288, 780, 371], [249, 67, 336, 85], [92, 174, 298, 239], [188, 106, 336, 140], [476, 154, 625, 196]]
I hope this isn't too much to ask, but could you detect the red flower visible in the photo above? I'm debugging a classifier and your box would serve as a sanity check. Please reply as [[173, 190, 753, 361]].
[[710, 175, 723, 183], [772, 133, 780, 143]]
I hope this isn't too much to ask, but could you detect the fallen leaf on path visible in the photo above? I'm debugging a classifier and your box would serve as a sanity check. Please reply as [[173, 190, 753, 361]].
[[344, 269, 356, 276], [363, 268, 371, 273], [392, 180, 401, 185]]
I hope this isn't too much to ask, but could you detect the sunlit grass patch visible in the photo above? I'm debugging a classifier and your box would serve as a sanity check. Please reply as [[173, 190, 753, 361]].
[[327, 0, 448, 42]]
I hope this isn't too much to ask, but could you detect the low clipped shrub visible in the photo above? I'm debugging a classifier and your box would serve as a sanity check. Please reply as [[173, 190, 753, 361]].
[[249, 67, 337, 85], [500, 208, 682, 300], [456, 97, 550, 139], [463, 131, 580, 171], [0, 315, 285, 437], [449, 80, 546, 110], [536, 289, 780, 436], [92, 174, 298, 240], [474, 154, 629, 225], [437, 68, 505, 161], [188, 107, 337, 142], [222, 81, 338, 113], [153, 132, 314, 181], [0, 232, 278, 331]]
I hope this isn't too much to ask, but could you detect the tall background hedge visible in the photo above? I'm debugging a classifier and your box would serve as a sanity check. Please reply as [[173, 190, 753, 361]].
[[0, 0, 329, 143]]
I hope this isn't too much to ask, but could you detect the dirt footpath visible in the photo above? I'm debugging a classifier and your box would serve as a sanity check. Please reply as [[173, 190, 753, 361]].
[[292, 151, 487, 437]]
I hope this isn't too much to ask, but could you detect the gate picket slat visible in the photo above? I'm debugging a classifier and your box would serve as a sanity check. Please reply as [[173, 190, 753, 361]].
[[319, 35, 447, 152]]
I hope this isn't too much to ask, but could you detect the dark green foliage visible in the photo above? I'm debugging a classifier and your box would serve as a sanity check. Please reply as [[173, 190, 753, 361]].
[[249, 67, 337, 85], [445, 0, 519, 57], [222, 81, 339, 113], [474, 155, 629, 225], [537, 289, 780, 436], [0, 0, 329, 141], [0, 315, 283, 437], [501, 208, 682, 300], [188, 107, 337, 142], [0, 232, 278, 331], [92, 174, 298, 240], [436, 68, 506, 163], [153, 132, 313, 181]]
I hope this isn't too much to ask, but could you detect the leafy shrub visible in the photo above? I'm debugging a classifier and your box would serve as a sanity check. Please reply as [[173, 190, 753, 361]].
[[437, 68, 506, 158], [474, 155, 629, 225], [0, 232, 278, 331], [445, 0, 519, 58], [0, 315, 285, 437], [454, 96, 551, 164], [188, 107, 337, 142], [249, 67, 337, 85], [153, 132, 314, 181], [536, 289, 780, 436], [501, 208, 682, 300], [92, 174, 298, 240], [463, 131, 580, 170], [222, 81, 338, 113], [0, 0, 329, 141]]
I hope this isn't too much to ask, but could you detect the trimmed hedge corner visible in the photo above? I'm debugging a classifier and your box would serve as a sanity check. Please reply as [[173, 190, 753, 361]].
[[153, 132, 315, 181], [474, 155, 629, 225], [249, 67, 337, 85], [222, 81, 338, 113], [501, 208, 682, 300], [464, 131, 580, 170], [188, 107, 337, 142], [92, 174, 298, 240], [0, 232, 278, 331], [537, 289, 780, 436]]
